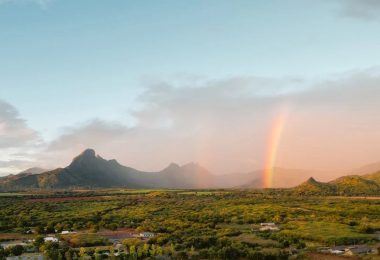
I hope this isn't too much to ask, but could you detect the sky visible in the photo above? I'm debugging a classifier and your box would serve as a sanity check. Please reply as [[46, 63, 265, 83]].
[[1, 0, 380, 178]]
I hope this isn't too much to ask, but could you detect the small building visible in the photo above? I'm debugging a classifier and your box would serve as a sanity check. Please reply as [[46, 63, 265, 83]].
[[345, 246, 372, 256], [139, 232, 155, 238], [259, 223, 280, 231], [329, 245, 346, 255], [61, 230, 76, 234], [260, 222, 276, 226], [25, 229, 33, 234], [44, 236, 58, 243]]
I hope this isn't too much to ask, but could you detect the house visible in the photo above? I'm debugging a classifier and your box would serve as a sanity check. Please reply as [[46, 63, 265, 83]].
[[259, 223, 280, 231], [345, 246, 372, 256], [61, 230, 76, 234], [24, 229, 33, 234], [260, 222, 276, 226], [329, 245, 346, 255], [44, 236, 58, 243], [317, 247, 330, 254], [139, 232, 155, 238]]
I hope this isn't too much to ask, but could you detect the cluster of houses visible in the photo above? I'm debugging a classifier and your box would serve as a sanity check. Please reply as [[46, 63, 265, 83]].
[[318, 245, 374, 256], [1, 230, 155, 251]]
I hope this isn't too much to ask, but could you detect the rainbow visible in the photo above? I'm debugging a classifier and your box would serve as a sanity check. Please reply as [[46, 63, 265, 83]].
[[262, 108, 290, 188]]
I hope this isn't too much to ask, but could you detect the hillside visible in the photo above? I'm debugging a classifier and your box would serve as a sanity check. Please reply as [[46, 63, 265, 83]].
[[293, 177, 336, 195], [363, 171, 380, 184], [293, 174, 380, 196], [330, 175, 380, 195]]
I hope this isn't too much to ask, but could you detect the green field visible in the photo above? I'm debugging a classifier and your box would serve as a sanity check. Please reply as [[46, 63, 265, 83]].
[[0, 189, 379, 259]]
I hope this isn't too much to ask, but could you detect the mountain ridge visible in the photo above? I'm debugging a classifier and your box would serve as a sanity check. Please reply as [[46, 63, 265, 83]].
[[1, 149, 380, 195], [0, 149, 231, 190], [293, 173, 380, 195]]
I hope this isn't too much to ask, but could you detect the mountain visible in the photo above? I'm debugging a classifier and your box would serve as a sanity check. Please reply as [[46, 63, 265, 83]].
[[363, 171, 380, 183], [292, 174, 380, 196], [0, 149, 239, 190], [3, 149, 380, 193], [293, 177, 336, 195]]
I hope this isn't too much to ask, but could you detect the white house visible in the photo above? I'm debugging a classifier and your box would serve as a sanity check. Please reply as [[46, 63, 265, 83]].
[[259, 223, 280, 231], [44, 236, 58, 243], [61, 230, 76, 235]]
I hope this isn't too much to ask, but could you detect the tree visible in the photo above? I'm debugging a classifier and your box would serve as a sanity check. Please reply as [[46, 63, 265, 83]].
[[79, 247, 87, 258], [149, 244, 157, 257], [189, 246, 196, 258], [41, 242, 60, 260], [156, 245, 163, 256], [94, 247, 102, 260], [0, 246, 6, 259], [142, 243, 150, 257], [34, 235, 45, 249], [10, 245, 24, 256], [65, 250, 72, 260], [35, 225, 45, 234], [129, 245, 136, 259]]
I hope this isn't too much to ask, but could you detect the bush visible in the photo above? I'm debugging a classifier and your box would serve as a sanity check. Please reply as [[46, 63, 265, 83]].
[[10, 245, 24, 256]]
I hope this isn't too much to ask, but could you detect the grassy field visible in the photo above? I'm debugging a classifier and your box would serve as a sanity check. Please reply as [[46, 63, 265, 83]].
[[0, 189, 379, 259]]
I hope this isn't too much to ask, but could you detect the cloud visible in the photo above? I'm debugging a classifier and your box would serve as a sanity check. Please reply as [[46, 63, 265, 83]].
[[339, 0, 380, 20], [0, 100, 43, 175], [0, 159, 36, 175], [0, 100, 41, 148], [37, 70, 380, 178], [2, 70, 380, 179]]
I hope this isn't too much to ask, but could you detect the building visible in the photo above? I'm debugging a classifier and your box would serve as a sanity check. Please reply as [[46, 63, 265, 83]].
[[61, 230, 76, 234], [328, 245, 373, 256], [259, 223, 280, 231], [44, 236, 58, 243], [345, 246, 372, 256], [139, 232, 155, 238], [329, 245, 347, 255]]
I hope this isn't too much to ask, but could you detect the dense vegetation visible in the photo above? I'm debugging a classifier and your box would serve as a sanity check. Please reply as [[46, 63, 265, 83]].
[[0, 189, 379, 259]]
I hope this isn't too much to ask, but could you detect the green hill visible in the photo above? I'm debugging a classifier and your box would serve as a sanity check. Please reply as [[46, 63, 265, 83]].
[[293, 177, 336, 195], [293, 174, 380, 196], [330, 175, 380, 195], [363, 171, 380, 184]]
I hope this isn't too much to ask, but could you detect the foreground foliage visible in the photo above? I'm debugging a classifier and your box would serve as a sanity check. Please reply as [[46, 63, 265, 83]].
[[0, 189, 379, 259]]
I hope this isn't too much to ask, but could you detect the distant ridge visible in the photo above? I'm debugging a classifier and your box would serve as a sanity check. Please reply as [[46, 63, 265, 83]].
[[1, 149, 380, 194], [293, 177, 336, 195], [293, 173, 380, 196], [0, 149, 248, 190]]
